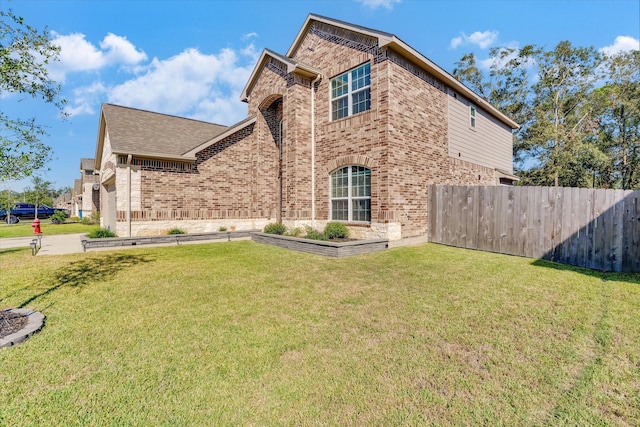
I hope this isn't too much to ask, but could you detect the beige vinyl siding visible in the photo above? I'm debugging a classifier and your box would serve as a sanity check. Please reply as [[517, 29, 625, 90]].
[[447, 89, 513, 173]]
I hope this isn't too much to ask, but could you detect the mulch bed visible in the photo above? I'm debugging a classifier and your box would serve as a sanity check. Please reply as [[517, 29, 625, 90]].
[[0, 310, 28, 339]]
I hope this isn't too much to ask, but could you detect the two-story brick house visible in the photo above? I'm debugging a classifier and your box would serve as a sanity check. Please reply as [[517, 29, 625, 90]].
[[95, 14, 518, 239]]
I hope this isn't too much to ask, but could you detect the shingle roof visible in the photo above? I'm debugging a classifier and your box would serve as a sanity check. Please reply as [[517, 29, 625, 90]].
[[101, 104, 228, 159], [80, 158, 95, 171]]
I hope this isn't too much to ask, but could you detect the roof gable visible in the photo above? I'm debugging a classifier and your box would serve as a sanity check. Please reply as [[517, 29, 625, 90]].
[[80, 158, 95, 171], [240, 48, 321, 102], [98, 104, 228, 162], [285, 14, 518, 129]]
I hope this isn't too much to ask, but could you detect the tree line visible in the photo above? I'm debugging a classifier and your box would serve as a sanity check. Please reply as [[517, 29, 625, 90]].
[[453, 43, 639, 189], [0, 176, 71, 210], [2, 10, 638, 190]]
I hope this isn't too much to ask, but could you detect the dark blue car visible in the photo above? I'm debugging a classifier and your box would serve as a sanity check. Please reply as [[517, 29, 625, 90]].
[[0, 203, 68, 223]]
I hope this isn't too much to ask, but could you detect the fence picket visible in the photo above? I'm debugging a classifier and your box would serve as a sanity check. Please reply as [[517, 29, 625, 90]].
[[427, 185, 640, 273]]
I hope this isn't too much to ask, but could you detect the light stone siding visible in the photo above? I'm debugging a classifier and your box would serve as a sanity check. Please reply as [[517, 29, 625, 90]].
[[115, 218, 269, 237], [115, 165, 141, 211], [281, 220, 402, 241]]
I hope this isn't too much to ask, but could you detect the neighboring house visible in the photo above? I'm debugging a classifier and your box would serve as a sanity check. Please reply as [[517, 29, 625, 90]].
[[53, 191, 72, 212], [94, 14, 518, 239], [79, 158, 100, 218], [71, 178, 82, 218]]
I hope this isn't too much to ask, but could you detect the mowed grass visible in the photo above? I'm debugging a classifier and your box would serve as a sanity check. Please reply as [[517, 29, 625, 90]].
[[0, 241, 638, 425], [0, 222, 98, 238]]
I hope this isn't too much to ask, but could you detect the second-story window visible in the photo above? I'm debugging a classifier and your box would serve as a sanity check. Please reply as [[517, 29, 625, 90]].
[[469, 104, 477, 128], [331, 63, 371, 121]]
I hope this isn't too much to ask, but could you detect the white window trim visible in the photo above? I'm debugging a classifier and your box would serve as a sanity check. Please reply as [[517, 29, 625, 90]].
[[330, 166, 371, 223], [330, 63, 371, 121], [469, 104, 477, 129]]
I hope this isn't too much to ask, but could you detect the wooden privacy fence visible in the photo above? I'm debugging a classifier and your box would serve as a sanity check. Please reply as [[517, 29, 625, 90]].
[[428, 185, 640, 273]]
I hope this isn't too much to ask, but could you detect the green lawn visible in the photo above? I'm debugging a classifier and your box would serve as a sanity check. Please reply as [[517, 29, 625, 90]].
[[1, 241, 638, 425], [0, 222, 98, 238]]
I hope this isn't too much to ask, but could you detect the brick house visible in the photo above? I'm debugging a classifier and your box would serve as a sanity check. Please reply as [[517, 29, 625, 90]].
[[94, 14, 518, 239]]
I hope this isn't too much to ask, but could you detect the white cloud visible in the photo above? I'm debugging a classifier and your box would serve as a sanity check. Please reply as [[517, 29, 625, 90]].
[[64, 82, 108, 117], [450, 30, 498, 49], [48, 31, 147, 81], [100, 33, 148, 65], [105, 46, 255, 125], [599, 35, 640, 56], [242, 32, 258, 41], [355, 0, 401, 10], [477, 41, 521, 70]]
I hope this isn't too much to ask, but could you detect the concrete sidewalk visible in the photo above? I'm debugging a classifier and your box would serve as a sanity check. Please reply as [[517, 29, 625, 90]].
[[0, 233, 253, 255], [0, 233, 86, 255]]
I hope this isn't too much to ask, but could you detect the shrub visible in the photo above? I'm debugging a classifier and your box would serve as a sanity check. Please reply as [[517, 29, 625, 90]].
[[285, 227, 303, 237], [167, 228, 186, 235], [50, 210, 67, 224], [218, 226, 228, 232], [264, 222, 286, 235], [324, 222, 349, 240], [303, 225, 326, 241], [81, 211, 100, 225], [68, 216, 81, 223], [87, 228, 116, 238]]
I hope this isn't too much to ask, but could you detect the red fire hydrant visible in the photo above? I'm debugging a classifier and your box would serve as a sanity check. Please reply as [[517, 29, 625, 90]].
[[32, 218, 42, 234]]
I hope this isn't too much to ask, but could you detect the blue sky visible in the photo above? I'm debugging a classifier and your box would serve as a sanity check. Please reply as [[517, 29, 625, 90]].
[[3, 0, 639, 193]]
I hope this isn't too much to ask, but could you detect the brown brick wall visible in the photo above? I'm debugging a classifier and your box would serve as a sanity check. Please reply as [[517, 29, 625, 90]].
[[133, 123, 279, 220], [120, 21, 510, 239]]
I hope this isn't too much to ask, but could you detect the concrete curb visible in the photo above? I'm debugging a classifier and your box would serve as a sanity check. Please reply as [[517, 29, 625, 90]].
[[0, 309, 45, 349]]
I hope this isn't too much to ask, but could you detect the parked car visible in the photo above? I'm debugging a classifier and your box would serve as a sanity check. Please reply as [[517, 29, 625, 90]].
[[0, 203, 69, 222]]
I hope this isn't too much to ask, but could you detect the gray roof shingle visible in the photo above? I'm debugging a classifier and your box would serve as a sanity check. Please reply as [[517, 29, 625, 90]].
[[101, 104, 229, 159]]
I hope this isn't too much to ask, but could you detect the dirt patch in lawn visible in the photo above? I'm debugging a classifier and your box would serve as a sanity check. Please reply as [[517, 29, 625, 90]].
[[0, 310, 28, 339]]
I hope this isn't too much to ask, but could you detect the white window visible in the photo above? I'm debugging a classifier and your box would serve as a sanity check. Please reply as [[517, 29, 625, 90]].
[[469, 104, 477, 128], [330, 166, 371, 222], [331, 63, 371, 121]]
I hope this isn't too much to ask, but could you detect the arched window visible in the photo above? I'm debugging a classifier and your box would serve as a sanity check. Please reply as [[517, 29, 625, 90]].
[[330, 166, 371, 222]]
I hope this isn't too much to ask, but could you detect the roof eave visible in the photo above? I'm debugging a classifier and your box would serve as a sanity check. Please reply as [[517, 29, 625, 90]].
[[285, 14, 519, 130], [111, 150, 197, 163], [240, 49, 321, 102], [286, 13, 395, 58], [183, 115, 258, 157], [382, 37, 519, 130], [94, 107, 107, 167]]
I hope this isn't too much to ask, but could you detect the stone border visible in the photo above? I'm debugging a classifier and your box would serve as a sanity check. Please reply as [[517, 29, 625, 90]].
[[251, 232, 389, 257], [0, 309, 45, 349], [81, 230, 257, 251]]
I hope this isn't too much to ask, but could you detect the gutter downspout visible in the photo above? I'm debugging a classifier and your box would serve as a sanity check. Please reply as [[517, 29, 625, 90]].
[[127, 154, 132, 237], [310, 74, 322, 229]]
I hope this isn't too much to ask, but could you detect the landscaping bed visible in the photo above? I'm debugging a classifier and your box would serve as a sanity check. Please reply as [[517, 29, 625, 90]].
[[81, 230, 256, 251], [251, 232, 388, 257]]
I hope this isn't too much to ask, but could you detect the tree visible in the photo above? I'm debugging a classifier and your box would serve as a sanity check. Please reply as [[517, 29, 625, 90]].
[[0, 9, 66, 181], [590, 50, 640, 189], [21, 175, 55, 206], [454, 41, 604, 187]]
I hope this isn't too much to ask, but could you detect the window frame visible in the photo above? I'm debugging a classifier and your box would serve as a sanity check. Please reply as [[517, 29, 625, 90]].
[[330, 62, 371, 121], [469, 104, 477, 129], [330, 165, 371, 223]]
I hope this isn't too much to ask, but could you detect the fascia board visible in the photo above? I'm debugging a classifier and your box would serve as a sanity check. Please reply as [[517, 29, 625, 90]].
[[382, 37, 519, 129], [182, 116, 257, 157]]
